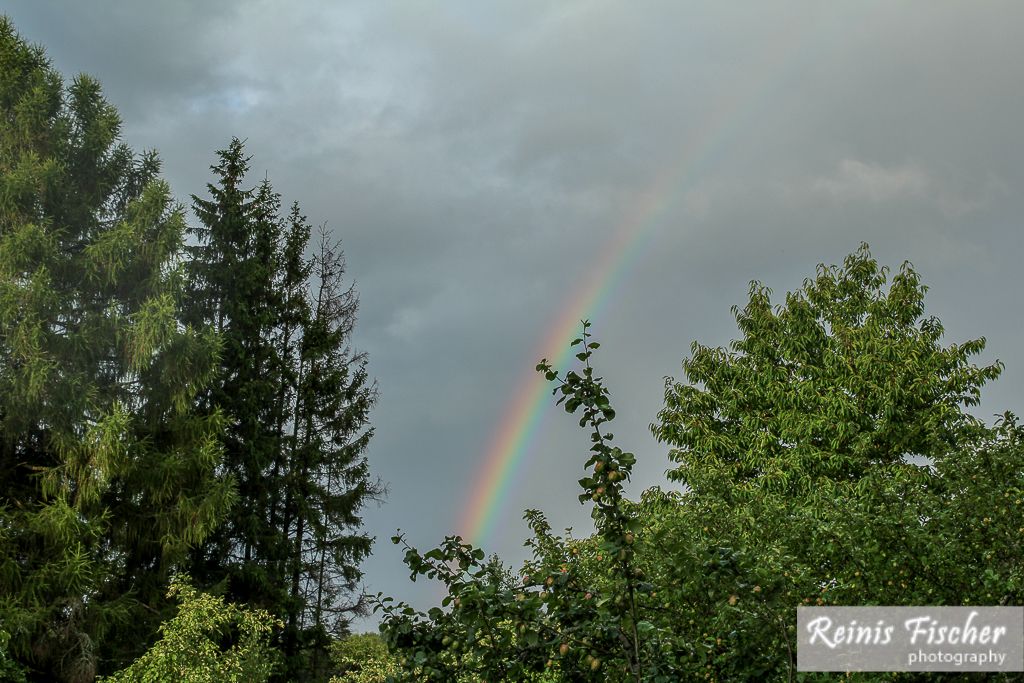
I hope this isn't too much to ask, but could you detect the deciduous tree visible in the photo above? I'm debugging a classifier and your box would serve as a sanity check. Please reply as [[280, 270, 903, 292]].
[[379, 246, 1022, 681]]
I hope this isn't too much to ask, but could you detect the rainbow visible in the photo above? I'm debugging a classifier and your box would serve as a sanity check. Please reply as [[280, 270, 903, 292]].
[[459, 14, 832, 546]]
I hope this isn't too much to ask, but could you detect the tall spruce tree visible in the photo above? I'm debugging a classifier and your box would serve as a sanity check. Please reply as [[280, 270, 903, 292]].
[[186, 145, 286, 606], [0, 18, 233, 681], [288, 227, 377, 679], [185, 140, 379, 680]]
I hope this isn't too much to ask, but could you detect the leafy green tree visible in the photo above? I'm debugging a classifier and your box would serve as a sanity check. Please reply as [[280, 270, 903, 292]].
[[330, 633, 399, 683], [100, 576, 282, 683], [0, 17, 233, 681], [654, 243, 999, 501], [378, 323, 662, 681], [185, 140, 380, 680], [380, 246, 1024, 682], [648, 245, 1014, 678]]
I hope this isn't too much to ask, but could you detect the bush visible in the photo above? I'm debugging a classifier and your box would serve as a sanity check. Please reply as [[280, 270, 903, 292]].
[[100, 576, 282, 683], [330, 633, 399, 683]]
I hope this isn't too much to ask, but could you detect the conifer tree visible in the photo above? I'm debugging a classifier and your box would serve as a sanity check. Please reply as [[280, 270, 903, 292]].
[[185, 140, 380, 680], [185, 141, 288, 609], [0, 18, 233, 681], [286, 227, 378, 678]]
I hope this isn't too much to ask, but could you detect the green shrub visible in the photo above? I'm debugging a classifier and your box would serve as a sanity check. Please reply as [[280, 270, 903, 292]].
[[330, 633, 399, 683], [100, 576, 282, 683]]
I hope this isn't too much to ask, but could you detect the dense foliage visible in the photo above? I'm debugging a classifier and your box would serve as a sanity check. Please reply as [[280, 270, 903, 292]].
[[1, 18, 378, 682], [330, 633, 399, 683], [379, 247, 1023, 682], [100, 576, 282, 683], [0, 17, 233, 680]]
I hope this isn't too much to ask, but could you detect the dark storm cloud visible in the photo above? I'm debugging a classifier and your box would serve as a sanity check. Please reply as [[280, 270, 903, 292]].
[[6, 0, 1024, 626]]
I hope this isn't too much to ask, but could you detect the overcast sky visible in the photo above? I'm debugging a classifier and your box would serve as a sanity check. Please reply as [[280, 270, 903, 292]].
[[7, 1, 1024, 630]]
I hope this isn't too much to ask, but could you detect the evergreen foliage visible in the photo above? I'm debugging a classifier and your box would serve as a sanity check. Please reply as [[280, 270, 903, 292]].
[[0, 17, 233, 681], [184, 139, 380, 680]]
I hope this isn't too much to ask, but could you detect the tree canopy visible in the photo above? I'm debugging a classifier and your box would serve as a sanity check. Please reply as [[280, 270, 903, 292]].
[[655, 244, 1000, 499], [1, 19, 379, 682], [0, 17, 233, 680], [378, 246, 1023, 682]]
